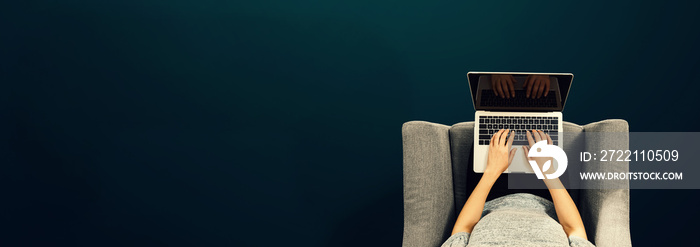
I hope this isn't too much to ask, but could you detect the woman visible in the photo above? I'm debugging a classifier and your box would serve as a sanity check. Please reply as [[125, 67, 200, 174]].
[[443, 129, 594, 247]]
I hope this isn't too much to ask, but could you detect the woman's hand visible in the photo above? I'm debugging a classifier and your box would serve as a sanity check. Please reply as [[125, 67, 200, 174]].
[[485, 129, 517, 176], [523, 75, 551, 98], [490, 74, 516, 98], [523, 130, 554, 174]]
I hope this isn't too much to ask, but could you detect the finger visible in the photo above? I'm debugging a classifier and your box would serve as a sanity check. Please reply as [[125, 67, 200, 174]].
[[507, 81, 515, 98], [546, 133, 553, 145], [507, 130, 514, 148], [536, 81, 545, 98], [537, 130, 547, 142], [508, 148, 516, 164], [492, 80, 498, 96], [495, 129, 505, 146], [490, 129, 500, 147], [501, 81, 510, 98], [532, 129, 542, 142], [524, 75, 532, 87], [501, 80, 509, 98], [525, 77, 533, 97], [500, 129, 510, 146], [544, 80, 551, 97], [531, 83, 540, 99], [493, 129, 505, 146], [523, 146, 531, 160], [526, 130, 535, 147], [495, 80, 504, 98], [539, 130, 547, 141]]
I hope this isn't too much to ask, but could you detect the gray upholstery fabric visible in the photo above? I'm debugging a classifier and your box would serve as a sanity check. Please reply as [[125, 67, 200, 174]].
[[402, 119, 631, 247], [561, 122, 586, 194], [402, 121, 456, 247], [448, 122, 474, 217], [580, 119, 631, 247]]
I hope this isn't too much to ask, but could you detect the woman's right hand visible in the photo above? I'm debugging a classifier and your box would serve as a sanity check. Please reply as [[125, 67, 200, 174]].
[[523, 75, 551, 98], [523, 130, 554, 173]]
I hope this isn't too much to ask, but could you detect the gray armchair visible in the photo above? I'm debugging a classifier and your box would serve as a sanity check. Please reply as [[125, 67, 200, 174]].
[[402, 120, 631, 247]]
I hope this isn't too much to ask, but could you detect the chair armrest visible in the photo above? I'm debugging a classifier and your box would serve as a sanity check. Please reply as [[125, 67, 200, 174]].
[[581, 119, 632, 247], [402, 121, 455, 247]]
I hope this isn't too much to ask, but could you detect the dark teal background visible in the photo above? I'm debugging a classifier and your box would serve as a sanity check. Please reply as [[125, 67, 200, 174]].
[[4, 1, 700, 246]]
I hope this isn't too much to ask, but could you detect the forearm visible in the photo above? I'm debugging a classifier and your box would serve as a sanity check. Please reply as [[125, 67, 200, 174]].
[[544, 179, 587, 239], [451, 172, 499, 235]]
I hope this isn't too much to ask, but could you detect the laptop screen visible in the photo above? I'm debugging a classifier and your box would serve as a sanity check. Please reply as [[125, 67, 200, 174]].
[[467, 72, 573, 112]]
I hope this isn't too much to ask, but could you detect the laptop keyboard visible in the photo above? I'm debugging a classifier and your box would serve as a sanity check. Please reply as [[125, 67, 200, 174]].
[[480, 90, 557, 108], [477, 116, 559, 146]]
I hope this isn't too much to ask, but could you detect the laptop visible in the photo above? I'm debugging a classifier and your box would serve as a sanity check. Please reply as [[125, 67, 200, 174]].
[[467, 72, 574, 173]]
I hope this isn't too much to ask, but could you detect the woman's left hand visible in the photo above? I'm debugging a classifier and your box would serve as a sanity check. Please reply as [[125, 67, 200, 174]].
[[485, 129, 517, 176]]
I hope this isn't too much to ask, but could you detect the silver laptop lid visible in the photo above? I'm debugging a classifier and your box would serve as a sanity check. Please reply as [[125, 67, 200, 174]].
[[467, 72, 574, 112]]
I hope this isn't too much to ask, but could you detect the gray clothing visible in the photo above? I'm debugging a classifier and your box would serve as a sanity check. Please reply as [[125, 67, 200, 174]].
[[441, 193, 595, 247]]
